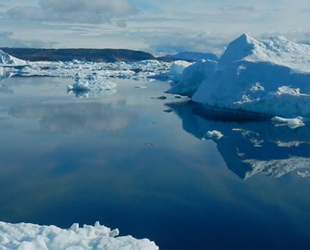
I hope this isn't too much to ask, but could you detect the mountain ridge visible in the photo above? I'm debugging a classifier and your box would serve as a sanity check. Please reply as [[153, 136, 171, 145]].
[[0, 48, 156, 63]]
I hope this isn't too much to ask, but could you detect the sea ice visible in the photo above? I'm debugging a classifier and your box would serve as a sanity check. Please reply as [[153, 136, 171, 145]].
[[0, 221, 158, 250]]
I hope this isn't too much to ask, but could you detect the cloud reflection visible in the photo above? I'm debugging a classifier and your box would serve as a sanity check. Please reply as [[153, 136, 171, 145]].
[[9, 101, 136, 133]]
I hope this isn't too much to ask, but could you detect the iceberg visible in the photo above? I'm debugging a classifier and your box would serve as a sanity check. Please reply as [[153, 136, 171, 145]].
[[67, 72, 117, 98], [0, 221, 158, 250], [171, 34, 310, 119]]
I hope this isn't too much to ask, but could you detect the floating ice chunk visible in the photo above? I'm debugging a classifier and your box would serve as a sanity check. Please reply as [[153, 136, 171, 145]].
[[67, 72, 117, 98], [271, 116, 305, 129], [297, 171, 310, 178], [204, 130, 223, 140], [0, 221, 158, 250]]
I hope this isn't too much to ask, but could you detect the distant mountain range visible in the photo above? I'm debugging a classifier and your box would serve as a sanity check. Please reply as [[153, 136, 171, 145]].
[[0, 48, 156, 63], [0, 48, 218, 63], [164, 51, 218, 62]]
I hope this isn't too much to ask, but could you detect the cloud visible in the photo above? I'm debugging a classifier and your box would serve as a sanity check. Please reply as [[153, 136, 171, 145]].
[[7, 0, 138, 24], [144, 31, 229, 56], [0, 31, 55, 48], [218, 5, 256, 12]]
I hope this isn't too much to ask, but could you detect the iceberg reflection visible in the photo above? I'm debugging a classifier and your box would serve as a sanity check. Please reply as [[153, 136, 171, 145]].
[[166, 100, 310, 179]]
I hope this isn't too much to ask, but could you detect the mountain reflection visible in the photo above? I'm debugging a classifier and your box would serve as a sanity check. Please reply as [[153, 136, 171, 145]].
[[166, 101, 310, 180]]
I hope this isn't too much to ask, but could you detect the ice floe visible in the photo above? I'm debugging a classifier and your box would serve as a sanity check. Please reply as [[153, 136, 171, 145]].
[[0, 221, 158, 250]]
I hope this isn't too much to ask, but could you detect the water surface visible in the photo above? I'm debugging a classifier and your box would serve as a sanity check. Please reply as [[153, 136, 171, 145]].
[[0, 77, 310, 249]]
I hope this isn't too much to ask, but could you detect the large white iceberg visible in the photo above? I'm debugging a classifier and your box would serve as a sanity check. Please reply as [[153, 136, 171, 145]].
[[0, 221, 158, 250], [171, 34, 310, 118]]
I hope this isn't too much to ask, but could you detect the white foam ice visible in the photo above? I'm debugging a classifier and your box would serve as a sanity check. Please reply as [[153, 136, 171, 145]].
[[0, 221, 158, 250]]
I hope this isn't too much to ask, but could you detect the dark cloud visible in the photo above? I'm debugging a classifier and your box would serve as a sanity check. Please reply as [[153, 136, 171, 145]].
[[7, 0, 138, 24]]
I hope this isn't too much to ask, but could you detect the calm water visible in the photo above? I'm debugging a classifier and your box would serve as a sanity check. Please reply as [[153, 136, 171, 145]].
[[0, 76, 310, 249]]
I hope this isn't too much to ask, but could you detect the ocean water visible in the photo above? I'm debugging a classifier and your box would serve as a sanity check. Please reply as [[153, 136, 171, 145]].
[[0, 76, 310, 249]]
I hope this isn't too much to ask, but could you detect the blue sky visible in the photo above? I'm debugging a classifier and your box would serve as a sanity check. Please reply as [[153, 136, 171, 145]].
[[0, 0, 310, 55]]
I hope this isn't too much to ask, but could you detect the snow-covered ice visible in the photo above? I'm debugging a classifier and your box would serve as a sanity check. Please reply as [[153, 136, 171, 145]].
[[169, 34, 310, 119], [0, 221, 158, 250]]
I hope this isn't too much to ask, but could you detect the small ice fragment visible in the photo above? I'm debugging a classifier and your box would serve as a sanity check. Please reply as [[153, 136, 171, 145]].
[[204, 130, 224, 140], [297, 171, 310, 178]]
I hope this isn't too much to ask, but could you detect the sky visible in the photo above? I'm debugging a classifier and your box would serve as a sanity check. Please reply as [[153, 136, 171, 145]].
[[0, 0, 310, 56]]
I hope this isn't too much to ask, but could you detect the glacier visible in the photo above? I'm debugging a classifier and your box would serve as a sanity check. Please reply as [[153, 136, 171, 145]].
[[169, 33, 310, 120], [0, 221, 158, 250]]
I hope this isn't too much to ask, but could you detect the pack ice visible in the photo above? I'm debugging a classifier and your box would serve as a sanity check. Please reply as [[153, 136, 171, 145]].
[[169, 34, 310, 120], [0, 221, 158, 250]]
